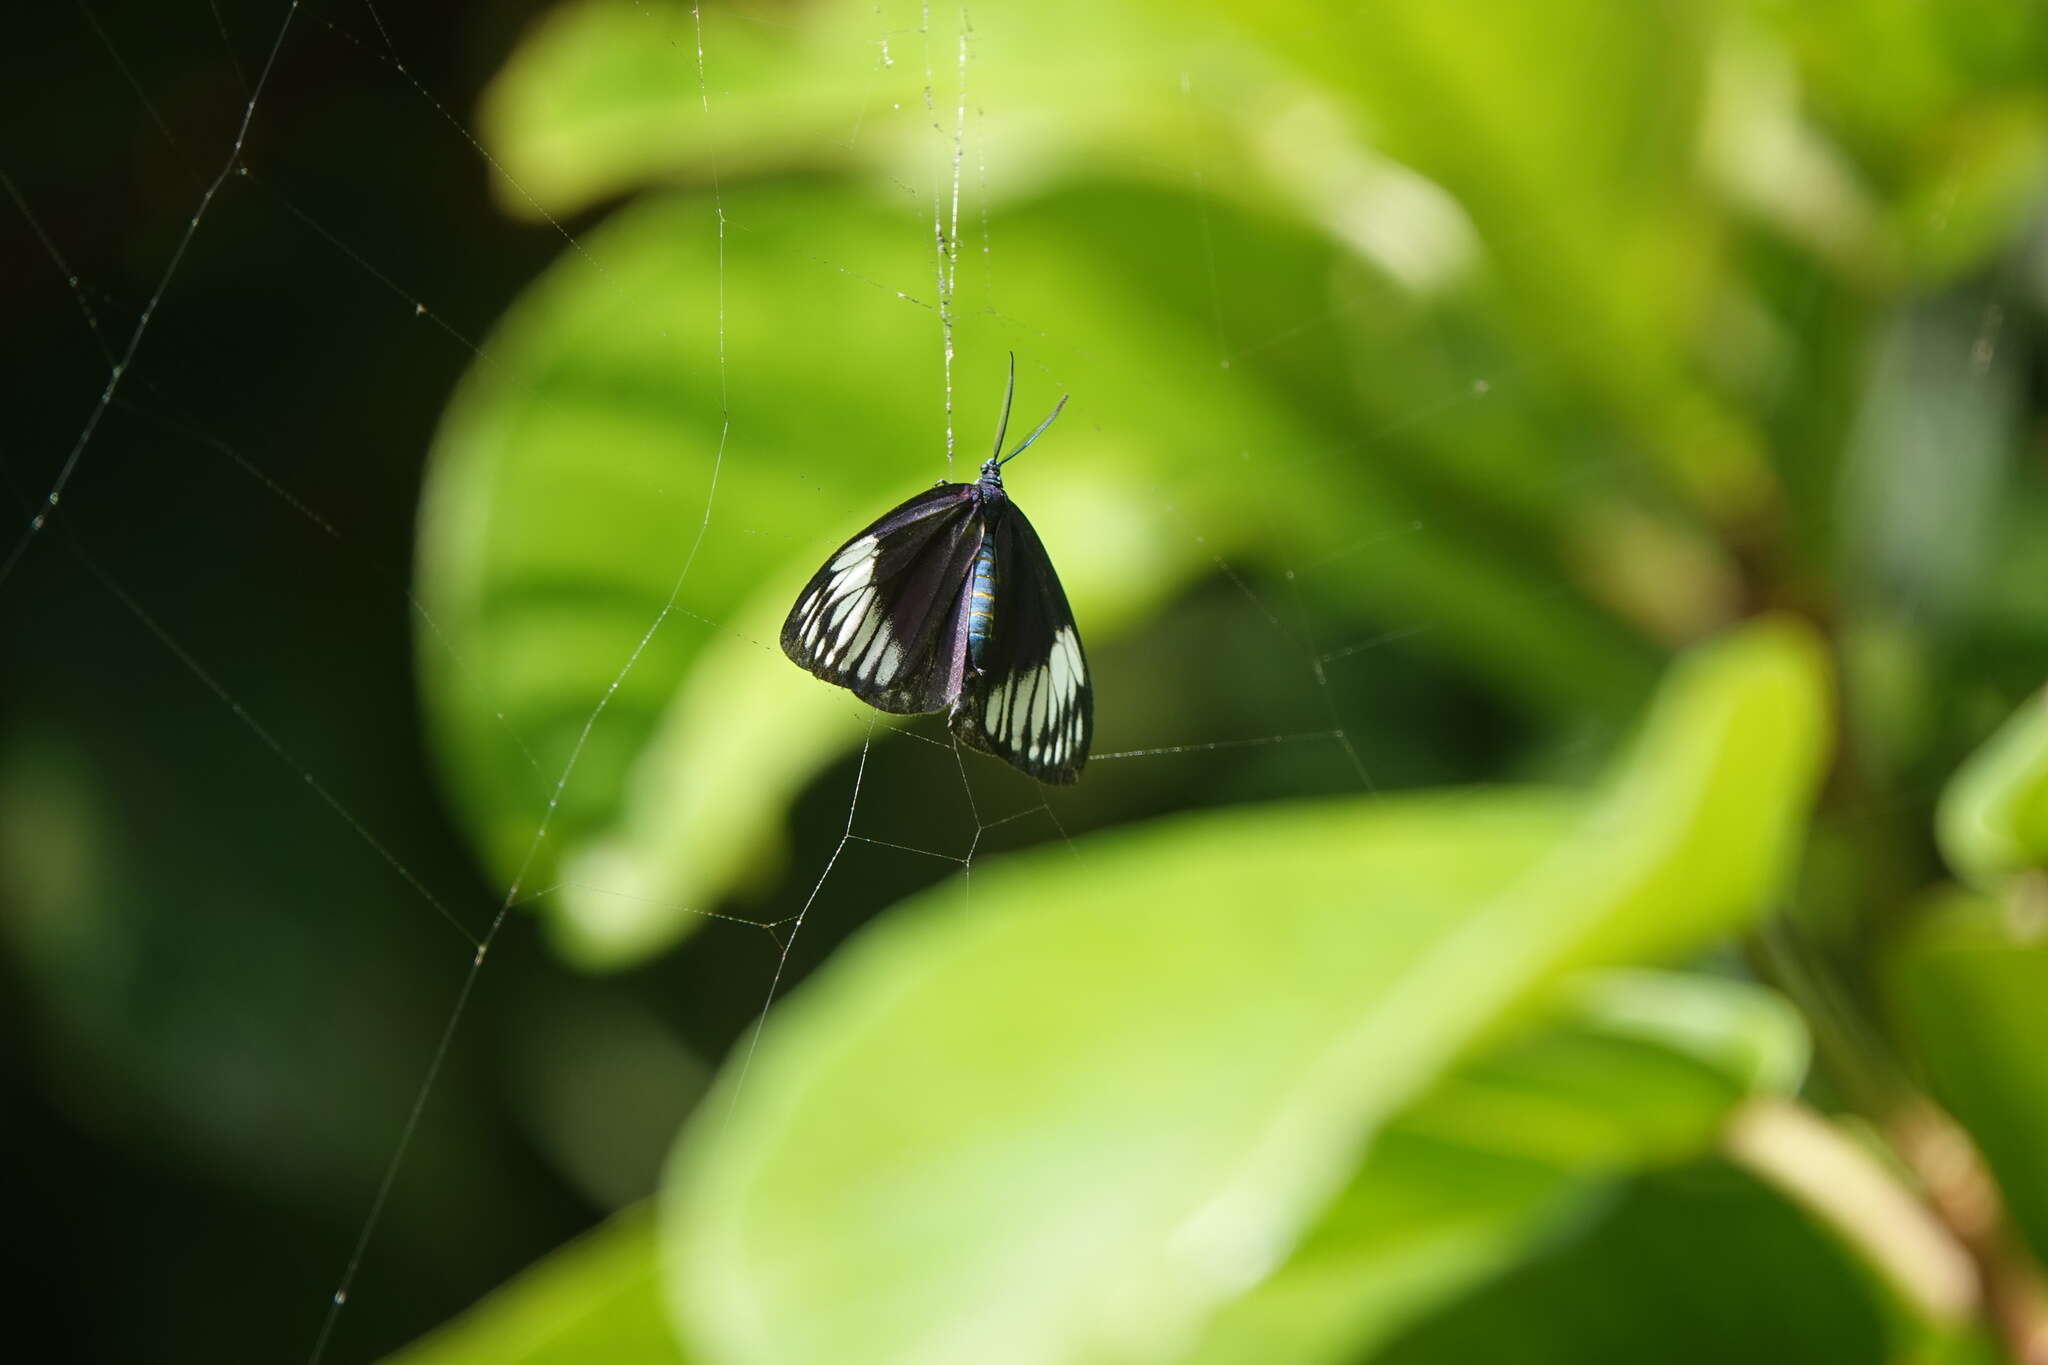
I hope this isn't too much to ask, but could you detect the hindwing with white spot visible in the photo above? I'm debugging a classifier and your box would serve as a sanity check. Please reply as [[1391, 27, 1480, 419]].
[[781, 483, 982, 715], [950, 504, 1092, 783]]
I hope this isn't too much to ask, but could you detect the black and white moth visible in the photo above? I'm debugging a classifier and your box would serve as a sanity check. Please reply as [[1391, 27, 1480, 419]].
[[781, 359, 1091, 783]]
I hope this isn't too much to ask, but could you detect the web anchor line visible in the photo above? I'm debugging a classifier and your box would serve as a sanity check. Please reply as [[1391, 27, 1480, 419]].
[[309, 7, 735, 1354]]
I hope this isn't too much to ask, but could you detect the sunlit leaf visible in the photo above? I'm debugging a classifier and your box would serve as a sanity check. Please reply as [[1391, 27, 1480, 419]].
[[415, 182, 1340, 966], [1180, 970, 1809, 1365], [662, 619, 1831, 1365], [417, 173, 1655, 968], [481, 0, 1256, 222], [383, 1206, 685, 1365], [381, 971, 1803, 1365]]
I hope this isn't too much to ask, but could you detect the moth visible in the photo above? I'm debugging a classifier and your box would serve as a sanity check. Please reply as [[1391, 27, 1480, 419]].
[[781, 358, 1092, 783]]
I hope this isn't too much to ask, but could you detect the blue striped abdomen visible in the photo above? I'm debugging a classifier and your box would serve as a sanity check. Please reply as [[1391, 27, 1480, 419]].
[[967, 534, 998, 667]]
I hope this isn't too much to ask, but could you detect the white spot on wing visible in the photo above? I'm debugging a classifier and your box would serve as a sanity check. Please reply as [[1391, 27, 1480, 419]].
[[855, 614, 894, 679], [823, 586, 862, 634], [875, 639, 903, 685], [832, 592, 876, 653], [831, 536, 877, 572], [840, 602, 883, 658], [1055, 627, 1084, 690]]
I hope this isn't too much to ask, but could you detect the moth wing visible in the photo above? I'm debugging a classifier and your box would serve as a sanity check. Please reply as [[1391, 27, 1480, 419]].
[[781, 484, 983, 715], [950, 502, 1092, 782]]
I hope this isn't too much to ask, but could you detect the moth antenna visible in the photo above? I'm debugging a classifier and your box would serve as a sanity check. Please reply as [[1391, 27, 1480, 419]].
[[990, 352, 1017, 462], [999, 392, 1068, 466]]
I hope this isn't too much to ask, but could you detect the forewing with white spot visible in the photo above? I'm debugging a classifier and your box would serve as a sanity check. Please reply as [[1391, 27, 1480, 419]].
[[781, 484, 983, 715]]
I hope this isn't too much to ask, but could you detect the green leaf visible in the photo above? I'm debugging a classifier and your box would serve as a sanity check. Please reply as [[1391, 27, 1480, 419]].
[[414, 181, 1344, 967], [476, 0, 1743, 660], [1372, 1161, 1905, 1365], [1936, 688, 2048, 890], [662, 619, 1831, 1365], [380, 972, 1802, 1365], [480, 0, 1252, 222], [1181, 970, 1808, 1365], [383, 1206, 685, 1365], [1183, 0, 1774, 523], [417, 172, 1654, 969]]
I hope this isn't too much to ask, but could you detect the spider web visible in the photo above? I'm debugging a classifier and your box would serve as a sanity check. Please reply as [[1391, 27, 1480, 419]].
[[0, 3, 1800, 1362]]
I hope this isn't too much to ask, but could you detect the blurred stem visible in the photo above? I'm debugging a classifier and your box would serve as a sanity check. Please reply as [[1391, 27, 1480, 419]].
[[1746, 918, 2048, 1361], [1892, 1103, 2048, 1365], [1725, 1097, 1977, 1327]]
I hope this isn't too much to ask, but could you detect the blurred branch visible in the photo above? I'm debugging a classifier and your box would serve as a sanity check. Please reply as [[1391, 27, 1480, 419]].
[[1893, 1099, 2048, 1364], [1745, 916, 2048, 1359], [1725, 1097, 1977, 1327], [1721, 992, 2048, 1362]]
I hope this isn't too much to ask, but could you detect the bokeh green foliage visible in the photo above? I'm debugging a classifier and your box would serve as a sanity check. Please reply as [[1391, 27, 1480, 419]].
[[662, 620, 1832, 1365], [401, 0, 2048, 1362]]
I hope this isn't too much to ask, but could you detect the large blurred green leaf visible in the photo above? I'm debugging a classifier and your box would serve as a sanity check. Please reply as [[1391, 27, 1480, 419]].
[[381, 969, 1804, 1365], [416, 181, 1338, 967], [479, 0, 1771, 619], [661, 620, 1829, 1365], [417, 172, 1656, 969], [481, 0, 1265, 222], [478, 0, 1787, 658]]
